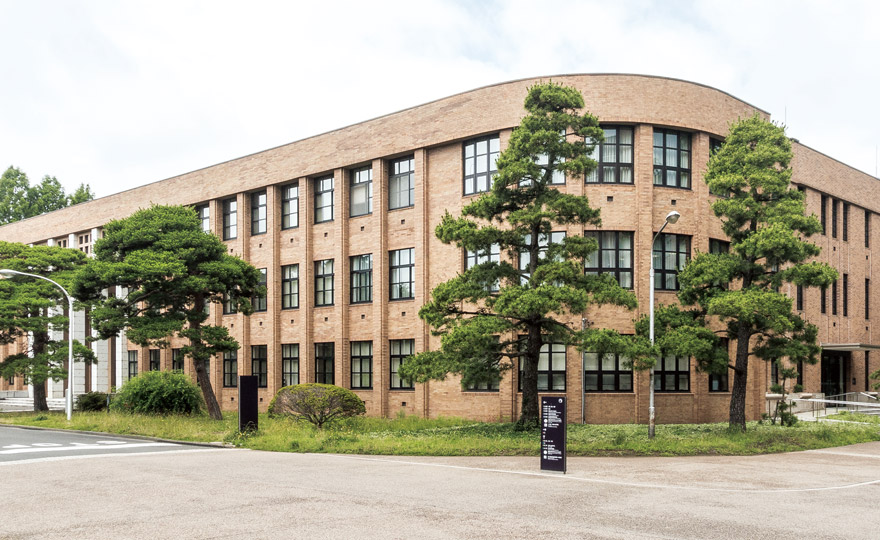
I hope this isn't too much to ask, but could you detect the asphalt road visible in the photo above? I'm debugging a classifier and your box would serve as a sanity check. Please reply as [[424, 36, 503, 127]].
[[2, 428, 879, 540], [0, 425, 214, 464]]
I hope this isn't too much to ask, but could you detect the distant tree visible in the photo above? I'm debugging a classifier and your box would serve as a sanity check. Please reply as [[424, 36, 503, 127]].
[[0, 165, 95, 225], [0, 242, 95, 411], [398, 82, 637, 429], [676, 116, 837, 431], [73, 205, 263, 420]]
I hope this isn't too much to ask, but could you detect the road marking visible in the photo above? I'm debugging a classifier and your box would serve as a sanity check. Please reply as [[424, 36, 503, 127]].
[[2, 444, 28, 449], [810, 450, 880, 460], [0, 442, 178, 455], [0, 447, 235, 466], [328, 454, 880, 494]]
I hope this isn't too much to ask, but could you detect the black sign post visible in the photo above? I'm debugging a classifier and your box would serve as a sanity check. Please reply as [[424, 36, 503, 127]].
[[540, 396, 566, 473], [238, 375, 258, 432]]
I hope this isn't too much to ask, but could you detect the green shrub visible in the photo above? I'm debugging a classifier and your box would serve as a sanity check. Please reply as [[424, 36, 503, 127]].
[[111, 370, 204, 415], [76, 391, 110, 412], [268, 383, 365, 429]]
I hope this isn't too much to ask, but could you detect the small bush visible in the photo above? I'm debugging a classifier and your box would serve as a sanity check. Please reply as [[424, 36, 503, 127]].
[[76, 391, 110, 412], [268, 383, 365, 429], [111, 370, 204, 415]]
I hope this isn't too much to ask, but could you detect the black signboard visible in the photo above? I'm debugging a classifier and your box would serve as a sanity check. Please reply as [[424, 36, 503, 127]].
[[540, 396, 566, 473], [238, 375, 258, 432]]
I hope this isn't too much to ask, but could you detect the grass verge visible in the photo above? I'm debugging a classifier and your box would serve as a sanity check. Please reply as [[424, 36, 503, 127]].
[[825, 411, 880, 424], [2, 411, 879, 456]]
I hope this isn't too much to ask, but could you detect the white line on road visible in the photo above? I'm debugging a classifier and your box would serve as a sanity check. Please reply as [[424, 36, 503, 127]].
[[0, 447, 237, 466], [0, 442, 178, 455], [328, 454, 880, 494]]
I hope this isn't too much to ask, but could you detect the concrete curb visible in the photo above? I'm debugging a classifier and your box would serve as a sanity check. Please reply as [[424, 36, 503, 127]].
[[0, 422, 238, 449]]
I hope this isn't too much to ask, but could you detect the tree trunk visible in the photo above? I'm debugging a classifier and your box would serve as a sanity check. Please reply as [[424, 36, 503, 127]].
[[188, 303, 223, 420], [729, 327, 751, 431], [32, 379, 49, 412], [517, 324, 542, 429]]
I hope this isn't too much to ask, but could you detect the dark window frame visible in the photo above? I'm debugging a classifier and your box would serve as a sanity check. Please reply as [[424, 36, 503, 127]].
[[314, 175, 334, 224], [252, 268, 267, 312], [389, 248, 415, 300], [832, 279, 838, 315], [843, 273, 849, 317], [149, 349, 160, 371], [653, 233, 690, 291], [350, 254, 373, 304], [585, 125, 634, 185], [866, 210, 871, 248], [250, 190, 267, 236], [462, 134, 500, 196], [654, 355, 690, 392], [350, 341, 373, 390], [251, 345, 267, 388], [584, 231, 634, 289], [389, 156, 415, 210], [832, 198, 839, 238], [866, 278, 871, 320], [709, 339, 730, 392], [315, 342, 335, 385], [171, 348, 183, 371], [820, 194, 828, 235], [652, 128, 691, 189], [583, 351, 632, 392], [222, 197, 237, 240], [821, 285, 827, 314], [519, 231, 566, 284], [843, 202, 850, 242], [281, 182, 299, 230], [281, 264, 299, 310], [127, 350, 138, 380], [390, 339, 415, 390], [464, 244, 501, 292], [281, 343, 299, 387], [314, 259, 335, 307], [796, 284, 804, 311], [196, 204, 210, 233], [223, 350, 238, 388], [349, 166, 373, 217], [518, 341, 567, 392]]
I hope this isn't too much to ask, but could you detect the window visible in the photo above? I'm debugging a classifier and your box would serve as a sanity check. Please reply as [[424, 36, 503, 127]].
[[585, 126, 633, 184], [389, 156, 415, 210], [820, 194, 828, 235], [832, 279, 838, 315], [350, 341, 373, 389], [463, 134, 500, 195], [832, 198, 839, 238], [866, 210, 871, 248], [281, 264, 299, 309], [709, 339, 730, 392], [251, 191, 267, 235], [57, 238, 68, 248], [127, 351, 138, 380], [78, 233, 91, 254], [281, 344, 299, 387], [796, 285, 804, 311], [149, 349, 160, 371], [350, 167, 373, 217], [843, 203, 850, 241], [281, 183, 299, 229], [843, 273, 849, 317], [251, 345, 267, 388], [653, 234, 690, 291], [390, 339, 414, 390], [535, 151, 566, 185], [350, 254, 373, 304], [223, 350, 238, 388], [709, 139, 728, 196], [204, 356, 210, 379], [654, 355, 690, 392], [222, 198, 237, 240], [315, 259, 334, 307], [315, 342, 334, 384], [866, 278, 871, 320], [464, 244, 500, 292], [466, 376, 501, 391], [583, 352, 632, 392], [172, 348, 183, 371], [223, 294, 237, 315], [390, 248, 415, 300], [821, 286, 827, 314], [653, 128, 691, 189], [519, 231, 566, 284], [709, 239, 730, 254], [518, 341, 566, 392], [252, 268, 267, 312], [314, 176, 334, 223], [196, 204, 210, 233], [584, 231, 633, 289]]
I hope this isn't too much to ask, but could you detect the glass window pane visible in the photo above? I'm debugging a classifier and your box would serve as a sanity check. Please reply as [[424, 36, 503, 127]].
[[552, 374, 565, 390], [619, 374, 632, 391], [602, 374, 615, 389], [601, 354, 615, 370], [619, 146, 632, 164], [538, 373, 548, 391], [583, 353, 599, 370], [679, 374, 689, 391], [619, 128, 633, 145], [619, 272, 632, 288], [584, 374, 598, 391], [653, 148, 663, 166]]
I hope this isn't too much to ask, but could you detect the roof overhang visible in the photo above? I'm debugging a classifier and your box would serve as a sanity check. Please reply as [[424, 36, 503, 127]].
[[820, 342, 880, 352]]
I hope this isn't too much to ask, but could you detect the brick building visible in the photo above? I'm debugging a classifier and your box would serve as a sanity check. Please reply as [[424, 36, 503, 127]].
[[0, 74, 877, 423]]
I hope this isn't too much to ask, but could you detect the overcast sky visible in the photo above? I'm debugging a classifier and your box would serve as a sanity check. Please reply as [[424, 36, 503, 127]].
[[1, 0, 877, 199]]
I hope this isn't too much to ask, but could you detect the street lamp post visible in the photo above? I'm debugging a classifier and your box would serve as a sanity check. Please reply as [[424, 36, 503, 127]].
[[648, 211, 681, 439], [0, 268, 75, 421]]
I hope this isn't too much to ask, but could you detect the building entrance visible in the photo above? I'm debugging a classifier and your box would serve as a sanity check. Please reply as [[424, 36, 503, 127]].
[[821, 350, 850, 404]]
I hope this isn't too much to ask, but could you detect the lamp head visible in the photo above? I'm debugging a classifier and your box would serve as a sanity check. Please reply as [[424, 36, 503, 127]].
[[665, 211, 681, 224], [0, 269, 18, 279]]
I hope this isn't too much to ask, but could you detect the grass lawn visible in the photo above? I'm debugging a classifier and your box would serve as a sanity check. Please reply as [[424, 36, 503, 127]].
[[826, 411, 880, 424], [2, 411, 879, 457]]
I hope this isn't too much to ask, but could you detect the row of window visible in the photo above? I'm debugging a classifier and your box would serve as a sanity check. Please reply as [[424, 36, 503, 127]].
[[810, 274, 870, 319], [131, 344, 731, 394], [818, 193, 872, 247]]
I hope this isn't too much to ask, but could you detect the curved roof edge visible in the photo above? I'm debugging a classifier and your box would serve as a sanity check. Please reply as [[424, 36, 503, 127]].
[[792, 140, 880, 182]]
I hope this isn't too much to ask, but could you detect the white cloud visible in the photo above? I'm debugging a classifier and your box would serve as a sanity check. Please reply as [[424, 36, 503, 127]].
[[0, 0, 877, 198]]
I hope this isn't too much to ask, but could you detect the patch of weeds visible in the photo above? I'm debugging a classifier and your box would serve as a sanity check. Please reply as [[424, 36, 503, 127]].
[[223, 429, 257, 447], [33, 414, 48, 421]]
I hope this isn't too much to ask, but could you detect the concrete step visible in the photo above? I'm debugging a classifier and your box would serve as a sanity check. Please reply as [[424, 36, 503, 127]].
[[0, 397, 66, 411]]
